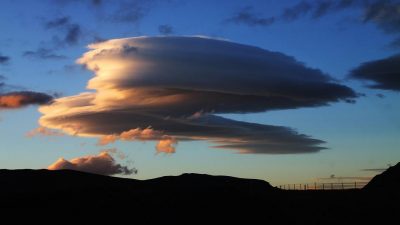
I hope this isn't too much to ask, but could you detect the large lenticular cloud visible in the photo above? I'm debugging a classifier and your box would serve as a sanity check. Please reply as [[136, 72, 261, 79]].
[[39, 36, 357, 154]]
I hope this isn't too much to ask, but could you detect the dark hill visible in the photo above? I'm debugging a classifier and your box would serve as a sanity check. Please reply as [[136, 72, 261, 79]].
[[363, 162, 400, 191], [0, 169, 274, 208], [0, 168, 398, 224], [0, 169, 273, 191], [144, 173, 272, 192], [0, 169, 140, 192]]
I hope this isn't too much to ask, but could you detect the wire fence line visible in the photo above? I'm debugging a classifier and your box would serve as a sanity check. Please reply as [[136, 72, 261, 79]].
[[278, 182, 369, 190]]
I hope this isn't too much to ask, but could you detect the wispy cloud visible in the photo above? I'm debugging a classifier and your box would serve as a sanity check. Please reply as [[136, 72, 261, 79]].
[[158, 24, 174, 35], [281, 1, 313, 21], [108, 0, 153, 24], [317, 175, 372, 181], [26, 126, 64, 137], [227, 6, 275, 26], [53, 0, 103, 7], [281, 0, 400, 46], [0, 53, 10, 65], [23, 48, 67, 60], [228, 0, 400, 47], [362, 0, 400, 34], [361, 168, 387, 172], [45, 16, 83, 46], [361, 164, 391, 172]]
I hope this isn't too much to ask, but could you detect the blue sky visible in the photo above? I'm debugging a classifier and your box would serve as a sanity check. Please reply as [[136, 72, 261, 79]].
[[0, 0, 399, 186]]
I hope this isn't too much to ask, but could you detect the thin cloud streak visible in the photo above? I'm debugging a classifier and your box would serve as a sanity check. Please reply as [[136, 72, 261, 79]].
[[227, 6, 275, 26], [26, 126, 64, 137], [23, 48, 67, 60]]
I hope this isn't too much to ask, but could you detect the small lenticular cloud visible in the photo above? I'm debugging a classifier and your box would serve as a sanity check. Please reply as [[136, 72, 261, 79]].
[[47, 152, 136, 176], [0, 91, 53, 109]]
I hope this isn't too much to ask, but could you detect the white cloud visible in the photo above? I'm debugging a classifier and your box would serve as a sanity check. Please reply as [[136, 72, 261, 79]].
[[48, 152, 136, 176]]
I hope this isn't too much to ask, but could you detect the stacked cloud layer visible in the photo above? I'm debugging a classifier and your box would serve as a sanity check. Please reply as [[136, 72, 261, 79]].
[[39, 36, 357, 154]]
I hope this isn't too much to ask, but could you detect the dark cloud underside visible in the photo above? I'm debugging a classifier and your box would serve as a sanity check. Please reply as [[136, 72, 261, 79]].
[[0, 91, 53, 109], [350, 54, 400, 91]]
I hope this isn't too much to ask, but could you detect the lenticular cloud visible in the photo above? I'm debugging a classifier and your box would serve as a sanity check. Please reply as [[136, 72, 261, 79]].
[[39, 36, 357, 154]]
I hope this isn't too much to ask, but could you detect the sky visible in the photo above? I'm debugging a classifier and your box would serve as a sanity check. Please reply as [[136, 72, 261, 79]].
[[0, 0, 399, 186]]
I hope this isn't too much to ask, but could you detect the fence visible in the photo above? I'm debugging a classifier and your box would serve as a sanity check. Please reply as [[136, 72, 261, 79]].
[[278, 182, 369, 190]]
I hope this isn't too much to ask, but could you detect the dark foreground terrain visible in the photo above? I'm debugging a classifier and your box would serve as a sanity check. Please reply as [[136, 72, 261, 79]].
[[0, 163, 399, 224]]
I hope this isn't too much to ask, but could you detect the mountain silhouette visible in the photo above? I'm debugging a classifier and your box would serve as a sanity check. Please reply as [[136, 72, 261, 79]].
[[363, 162, 400, 191], [0, 169, 274, 208], [0, 168, 398, 224]]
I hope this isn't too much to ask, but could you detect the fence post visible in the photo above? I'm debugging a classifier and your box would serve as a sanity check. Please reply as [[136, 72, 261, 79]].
[[314, 182, 317, 190], [331, 183, 333, 190], [354, 182, 357, 189], [322, 184, 325, 190]]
